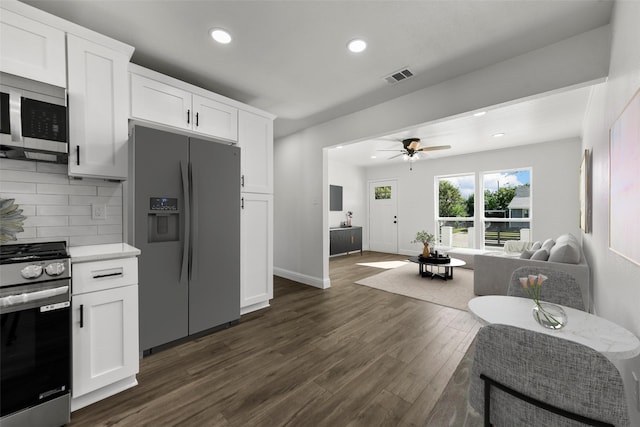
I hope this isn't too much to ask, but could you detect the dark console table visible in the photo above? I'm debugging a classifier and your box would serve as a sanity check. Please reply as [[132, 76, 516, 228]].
[[330, 226, 363, 255]]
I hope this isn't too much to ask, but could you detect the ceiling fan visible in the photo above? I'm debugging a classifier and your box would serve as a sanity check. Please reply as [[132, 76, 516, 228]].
[[378, 138, 451, 170]]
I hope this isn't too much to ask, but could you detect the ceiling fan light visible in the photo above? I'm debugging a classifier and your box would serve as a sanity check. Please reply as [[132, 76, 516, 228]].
[[403, 154, 410, 161]]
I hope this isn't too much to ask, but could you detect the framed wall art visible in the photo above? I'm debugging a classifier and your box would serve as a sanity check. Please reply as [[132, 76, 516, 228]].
[[609, 89, 640, 265], [579, 149, 592, 233]]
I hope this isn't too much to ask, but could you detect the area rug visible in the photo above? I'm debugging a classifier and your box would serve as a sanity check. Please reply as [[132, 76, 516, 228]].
[[354, 262, 475, 311]]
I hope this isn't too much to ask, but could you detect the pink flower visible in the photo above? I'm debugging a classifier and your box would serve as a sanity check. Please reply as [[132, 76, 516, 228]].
[[519, 277, 528, 289]]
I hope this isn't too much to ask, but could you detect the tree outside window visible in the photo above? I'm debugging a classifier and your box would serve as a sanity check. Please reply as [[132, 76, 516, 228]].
[[436, 175, 474, 248], [483, 169, 531, 247]]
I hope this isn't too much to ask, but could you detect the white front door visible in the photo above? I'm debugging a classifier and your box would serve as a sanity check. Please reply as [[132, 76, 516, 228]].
[[369, 180, 398, 253]]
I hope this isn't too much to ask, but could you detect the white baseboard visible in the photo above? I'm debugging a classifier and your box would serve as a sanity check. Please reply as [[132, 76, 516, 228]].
[[274, 267, 330, 289], [71, 375, 137, 412], [241, 300, 270, 315]]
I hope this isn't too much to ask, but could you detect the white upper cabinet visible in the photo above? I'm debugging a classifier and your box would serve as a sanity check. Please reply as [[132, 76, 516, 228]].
[[0, 8, 66, 87], [238, 110, 273, 194], [192, 94, 238, 141], [67, 34, 130, 180], [130, 72, 238, 142], [130, 73, 192, 131]]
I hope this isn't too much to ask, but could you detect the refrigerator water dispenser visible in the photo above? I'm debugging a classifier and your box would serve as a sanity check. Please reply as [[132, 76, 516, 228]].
[[148, 197, 179, 242]]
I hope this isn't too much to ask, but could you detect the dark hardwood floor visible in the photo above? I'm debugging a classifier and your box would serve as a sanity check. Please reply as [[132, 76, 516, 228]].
[[69, 251, 479, 426]]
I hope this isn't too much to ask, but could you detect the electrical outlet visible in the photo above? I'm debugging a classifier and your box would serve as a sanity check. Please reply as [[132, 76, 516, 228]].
[[633, 371, 639, 412], [91, 203, 107, 220]]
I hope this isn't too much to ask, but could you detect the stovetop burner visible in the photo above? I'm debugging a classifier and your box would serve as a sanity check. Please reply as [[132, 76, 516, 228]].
[[0, 241, 68, 264]]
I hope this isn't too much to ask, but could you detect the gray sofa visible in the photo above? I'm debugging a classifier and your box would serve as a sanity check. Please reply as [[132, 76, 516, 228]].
[[473, 233, 590, 310]]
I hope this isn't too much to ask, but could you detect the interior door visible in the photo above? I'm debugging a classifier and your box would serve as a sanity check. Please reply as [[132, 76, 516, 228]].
[[369, 180, 398, 253], [132, 125, 189, 351], [188, 138, 241, 334]]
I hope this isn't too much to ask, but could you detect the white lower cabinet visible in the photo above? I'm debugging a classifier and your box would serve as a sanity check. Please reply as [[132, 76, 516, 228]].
[[70, 247, 140, 411], [240, 193, 273, 313], [72, 285, 138, 398]]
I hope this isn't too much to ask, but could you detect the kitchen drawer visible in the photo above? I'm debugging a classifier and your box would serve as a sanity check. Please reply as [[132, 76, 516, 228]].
[[72, 257, 138, 295]]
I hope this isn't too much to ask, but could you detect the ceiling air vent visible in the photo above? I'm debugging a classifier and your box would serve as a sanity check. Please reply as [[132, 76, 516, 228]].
[[384, 68, 414, 84]]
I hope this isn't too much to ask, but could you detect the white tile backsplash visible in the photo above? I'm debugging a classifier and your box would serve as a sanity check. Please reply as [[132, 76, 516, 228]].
[[37, 183, 97, 195], [1, 159, 124, 246]]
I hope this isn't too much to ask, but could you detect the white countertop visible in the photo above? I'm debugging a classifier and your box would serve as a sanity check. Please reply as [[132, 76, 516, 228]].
[[468, 295, 640, 360], [69, 243, 141, 263]]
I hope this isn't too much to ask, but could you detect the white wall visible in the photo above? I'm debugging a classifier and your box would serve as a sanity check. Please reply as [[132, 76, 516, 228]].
[[274, 26, 609, 288], [363, 139, 581, 256], [328, 160, 366, 230], [582, 1, 640, 424], [0, 159, 123, 246]]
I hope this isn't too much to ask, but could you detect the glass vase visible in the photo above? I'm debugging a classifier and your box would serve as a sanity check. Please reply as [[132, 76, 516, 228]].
[[532, 302, 567, 330]]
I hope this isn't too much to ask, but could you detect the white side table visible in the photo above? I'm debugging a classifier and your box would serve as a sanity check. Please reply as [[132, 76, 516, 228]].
[[468, 295, 640, 360]]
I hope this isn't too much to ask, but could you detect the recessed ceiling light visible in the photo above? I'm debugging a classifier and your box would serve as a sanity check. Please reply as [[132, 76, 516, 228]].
[[493, 133, 505, 138], [370, 155, 377, 159], [348, 39, 367, 53], [473, 111, 487, 117], [336, 146, 343, 149], [210, 28, 232, 44]]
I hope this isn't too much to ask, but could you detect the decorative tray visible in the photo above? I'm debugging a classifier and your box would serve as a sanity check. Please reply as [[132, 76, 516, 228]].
[[419, 255, 451, 264]]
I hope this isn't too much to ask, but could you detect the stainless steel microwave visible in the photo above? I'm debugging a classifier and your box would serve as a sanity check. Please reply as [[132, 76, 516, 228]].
[[0, 73, 68, 164]]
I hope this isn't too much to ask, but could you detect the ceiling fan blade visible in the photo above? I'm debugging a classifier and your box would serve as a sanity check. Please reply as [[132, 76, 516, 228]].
[[388, 153, 405, 159], [416, 145, 451, 151], [377, 149, 405, 152]]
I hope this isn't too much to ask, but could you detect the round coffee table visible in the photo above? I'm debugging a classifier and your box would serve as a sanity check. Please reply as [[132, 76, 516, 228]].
[[408, 256, 466, 280]]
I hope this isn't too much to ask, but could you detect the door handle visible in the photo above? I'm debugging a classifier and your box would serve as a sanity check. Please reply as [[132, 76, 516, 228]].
[[195, 112, 199, 127], [190, 161, 199, 282], [180, 160, 190, 285], [76, 145, 80, 166], [79, 304, 84, 328], [187, 109, 190, 124]]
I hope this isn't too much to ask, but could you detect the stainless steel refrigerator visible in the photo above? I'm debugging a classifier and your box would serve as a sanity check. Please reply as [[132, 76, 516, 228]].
[[128, 125, 240, 352]]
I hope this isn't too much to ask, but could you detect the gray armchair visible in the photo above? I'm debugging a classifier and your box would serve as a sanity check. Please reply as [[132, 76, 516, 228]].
[[468, 324, 630, 426], [507, 266, 586, 311]]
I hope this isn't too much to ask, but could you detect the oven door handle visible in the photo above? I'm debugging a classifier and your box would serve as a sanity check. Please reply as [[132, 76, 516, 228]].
[[0, 285, 69, 308]]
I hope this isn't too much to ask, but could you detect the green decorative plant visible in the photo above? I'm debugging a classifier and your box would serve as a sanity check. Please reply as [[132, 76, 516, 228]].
[[0, 198, 26, 243], [411, 230, 435, 245]]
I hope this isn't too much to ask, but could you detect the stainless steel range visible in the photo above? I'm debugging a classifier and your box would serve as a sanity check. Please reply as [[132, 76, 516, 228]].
[[0, 241, 71, 427]]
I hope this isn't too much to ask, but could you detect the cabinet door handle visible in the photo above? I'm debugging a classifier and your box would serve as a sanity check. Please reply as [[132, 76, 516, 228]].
[[79, 304, 84, 328], [76, 145, 80, 166], [187, 109, 190, 124], [241, 197, 244, 209], [195, 112, 199, 127], [241, 175, 245, 188], [92, 272, 123, 279]]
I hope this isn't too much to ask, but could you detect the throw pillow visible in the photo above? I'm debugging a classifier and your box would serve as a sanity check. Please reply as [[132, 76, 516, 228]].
[[520, 249, 534, 259], [530, 248, 549, 261], [541, 238, 555, 251], [548, 240, 581, 264], [531, 241, 542, 250]]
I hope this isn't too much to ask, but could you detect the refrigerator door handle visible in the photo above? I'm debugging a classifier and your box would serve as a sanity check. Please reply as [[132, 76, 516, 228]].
[[190, 161, 199, 282], [180, 160, 190, 285]]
